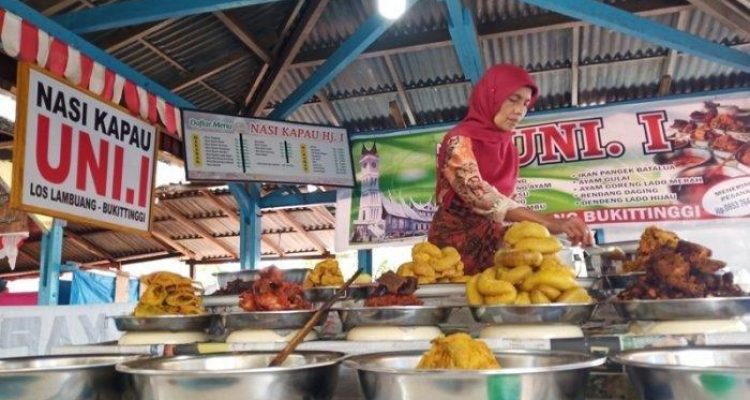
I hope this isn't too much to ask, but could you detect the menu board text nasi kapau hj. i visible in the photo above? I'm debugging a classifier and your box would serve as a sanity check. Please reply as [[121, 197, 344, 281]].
[[182, 110, 355, 187]]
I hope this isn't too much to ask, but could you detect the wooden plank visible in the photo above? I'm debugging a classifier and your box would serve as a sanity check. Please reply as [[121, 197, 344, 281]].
[[160, 202, 239, 258], [64, 231, 118, 264], [150, 227, 198, 259], [199, 190, 284, 256], [274, 210, 327, 253]]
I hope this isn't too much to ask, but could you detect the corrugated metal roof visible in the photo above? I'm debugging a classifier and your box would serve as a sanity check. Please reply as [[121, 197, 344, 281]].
[[482, 29, 572, 71], [392, 47, 464, 86], [579, 13, 673, 65]]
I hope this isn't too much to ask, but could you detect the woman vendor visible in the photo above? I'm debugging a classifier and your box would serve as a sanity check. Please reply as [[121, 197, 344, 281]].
[[428, 64, 592, 275]]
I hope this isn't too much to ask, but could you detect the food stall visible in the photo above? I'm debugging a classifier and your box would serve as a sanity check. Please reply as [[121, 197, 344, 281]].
[[0, 0, 749, 399]]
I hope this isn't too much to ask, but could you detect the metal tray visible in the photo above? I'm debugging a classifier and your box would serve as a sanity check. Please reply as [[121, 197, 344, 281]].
[[345, 350, 605, 400], [112, 314, 214, 332], [611, 296, 750, 321], [336, 305, 453, 331], [470, 303, 597, 325], [303, 285, 374, 303], [222, 309, 325, 330]]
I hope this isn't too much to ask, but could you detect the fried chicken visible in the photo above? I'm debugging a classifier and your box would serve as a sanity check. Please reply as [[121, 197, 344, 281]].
[[238, 267, 312, 312], [618, 237, 744, 300]]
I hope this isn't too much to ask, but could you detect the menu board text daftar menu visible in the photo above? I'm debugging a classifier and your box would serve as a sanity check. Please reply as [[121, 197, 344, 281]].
[[182, 109, 354, 187], [11, 64, 156, 234]]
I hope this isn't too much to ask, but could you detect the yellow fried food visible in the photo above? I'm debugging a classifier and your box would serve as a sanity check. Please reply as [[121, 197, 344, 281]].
[[521, 269, 578, 292], [530, 290, 551, 304], [477, 274, 516, 298], [451, 275, 470, 283], [503, 221, 550, 245], [397, 262, 416, 277], [485, 290, 517, 305], [418, 276, 437, 285], [557, 287, 593, 304], [304, 258, 344, 288], [417, 333, 500, 370], [413, 253, 431, 264], [494, 250, 543, 268], [413, 242, 442, 259], [535, 284, 562, 301], [134, 271, 203, 316], [465, 275, 483, 305], [413, 262, 436, 277], [513, 291, 531, 305], [434, 253, 460, 271], [498, 265, 533, 285], [514, 237, 563, 254]]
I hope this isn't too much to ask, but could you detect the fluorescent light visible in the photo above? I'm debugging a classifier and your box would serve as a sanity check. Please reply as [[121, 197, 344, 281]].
[[306, 184, 318, 193], [377, 0, 406, 20]]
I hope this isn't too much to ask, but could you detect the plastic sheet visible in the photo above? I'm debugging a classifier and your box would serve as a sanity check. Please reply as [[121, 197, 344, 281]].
[[69, 269, 138, 305]]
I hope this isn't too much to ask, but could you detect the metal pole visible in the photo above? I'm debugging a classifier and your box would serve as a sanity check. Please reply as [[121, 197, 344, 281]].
[[358, 249, 372, 275], [229, 182, 262, 270], [38, 219, 64, 305]]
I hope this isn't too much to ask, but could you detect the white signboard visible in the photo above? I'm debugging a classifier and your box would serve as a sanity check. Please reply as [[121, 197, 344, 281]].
[[182, 109, 355, 187], [11, 64, 157, 234]]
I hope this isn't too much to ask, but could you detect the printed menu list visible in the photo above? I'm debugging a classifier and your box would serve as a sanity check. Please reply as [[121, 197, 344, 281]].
[[183, 110, 355, 187]]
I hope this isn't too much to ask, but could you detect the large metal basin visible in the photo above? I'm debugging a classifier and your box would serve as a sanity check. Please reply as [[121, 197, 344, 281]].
[[117, 351, 344, 400], [613, 347, 750, 400], [345, 350, 605, 400], [0, 354, 139, 400]]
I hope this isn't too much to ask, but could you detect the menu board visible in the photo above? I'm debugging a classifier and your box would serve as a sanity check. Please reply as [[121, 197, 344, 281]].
[[182, 110, 355, 187]]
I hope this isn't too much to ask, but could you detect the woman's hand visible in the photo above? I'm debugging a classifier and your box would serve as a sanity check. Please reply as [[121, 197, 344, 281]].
[[548, 216, 592, 247]]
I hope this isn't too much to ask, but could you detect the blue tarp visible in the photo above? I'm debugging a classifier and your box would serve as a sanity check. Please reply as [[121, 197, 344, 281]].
[[69, 269, 139, 305]]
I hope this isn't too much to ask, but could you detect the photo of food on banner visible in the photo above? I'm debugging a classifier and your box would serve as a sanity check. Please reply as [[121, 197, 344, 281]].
[[655, 101, 750, 214]]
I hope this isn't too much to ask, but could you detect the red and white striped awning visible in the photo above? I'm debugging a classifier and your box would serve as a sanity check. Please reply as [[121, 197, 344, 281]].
[[0, 9, 181, 138]]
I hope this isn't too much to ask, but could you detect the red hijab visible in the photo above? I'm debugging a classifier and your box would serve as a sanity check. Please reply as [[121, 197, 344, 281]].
[[436, 64, 538, 206]]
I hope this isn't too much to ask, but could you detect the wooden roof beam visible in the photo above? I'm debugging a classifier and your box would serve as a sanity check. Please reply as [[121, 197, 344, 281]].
[[245, 0, 330, 115], [274, 210, 327, 254], [383, 54, 416, 125], [64, 231, 119, 264], [160, 202, 239, 258], [172, 51, 247, 92], [199, 189, 285, 256], [214, 11, 270, 62], [150, 227, 198, 259]]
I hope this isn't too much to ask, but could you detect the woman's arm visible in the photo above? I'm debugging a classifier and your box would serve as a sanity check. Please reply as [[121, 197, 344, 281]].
[[442, 135, 592, 246], [442, 136, 521, 223], [506, 207, 592, 246]]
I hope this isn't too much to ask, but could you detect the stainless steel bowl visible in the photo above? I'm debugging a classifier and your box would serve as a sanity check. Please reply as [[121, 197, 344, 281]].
[[336, 305, 453, 331], [222, 309, 327, 330], [613, 347, 750, 400], [346, 350, 605, 400], [303, 285, 374, 303], [113, 314, 214, 332], [611, 297, 750, 320], [117, 351, 344, 400], [0, 354, 140, 400], [470, 303, 597, 325]]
